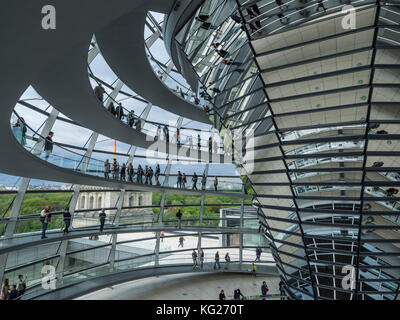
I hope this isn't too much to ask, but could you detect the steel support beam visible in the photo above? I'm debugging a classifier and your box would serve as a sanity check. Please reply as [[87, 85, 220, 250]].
[[0, 107, 59, 286]]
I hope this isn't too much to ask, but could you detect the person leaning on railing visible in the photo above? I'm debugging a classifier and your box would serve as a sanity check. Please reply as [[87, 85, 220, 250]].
[[192, 173, 198, 190], [155, 164, 160, 186]]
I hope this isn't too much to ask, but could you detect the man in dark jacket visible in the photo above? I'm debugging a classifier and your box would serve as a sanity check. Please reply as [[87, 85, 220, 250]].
[[116, 103, 124, 120], [120, 163, 126, 181], [177, 171, 183, 189], [104, 159, 110, 179], [192, 173, 198, 190], [63, 207, 71, 234], [43, 131, 54, 160], [255, 247, 262, 262]]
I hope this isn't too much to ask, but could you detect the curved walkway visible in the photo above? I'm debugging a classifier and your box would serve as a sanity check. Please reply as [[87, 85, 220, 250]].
[[22, 263, 278, 300]]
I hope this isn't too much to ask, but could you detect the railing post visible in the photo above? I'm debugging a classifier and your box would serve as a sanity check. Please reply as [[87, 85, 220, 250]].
[[239, 184, 245, 265]]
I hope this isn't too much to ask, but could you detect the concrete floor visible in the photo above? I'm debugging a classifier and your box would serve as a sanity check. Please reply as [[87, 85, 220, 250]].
[[77, 272, 281, 300]]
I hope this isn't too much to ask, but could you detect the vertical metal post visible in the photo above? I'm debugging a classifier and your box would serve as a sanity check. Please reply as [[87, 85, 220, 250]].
[[197, 164, 209, 253]]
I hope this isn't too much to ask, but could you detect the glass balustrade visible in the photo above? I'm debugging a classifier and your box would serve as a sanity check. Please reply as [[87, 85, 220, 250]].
[[10, 117, 243, 194]]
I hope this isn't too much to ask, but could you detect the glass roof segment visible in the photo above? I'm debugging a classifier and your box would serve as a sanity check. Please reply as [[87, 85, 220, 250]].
[[176, 0, 400, 300]]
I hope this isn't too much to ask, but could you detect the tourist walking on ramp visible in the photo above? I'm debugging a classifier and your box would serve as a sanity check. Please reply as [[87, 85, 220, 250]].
[[200, 249, 205, 269], [255, 247, 262, 262], [192, 173, 198, 190], [99, 210, 106, 232], [178, 236, 185, 248], [261, 281, 269, 298], [104, 159, 110, 179], [224, 252, 230, 269], [214, 251, 221, 269]]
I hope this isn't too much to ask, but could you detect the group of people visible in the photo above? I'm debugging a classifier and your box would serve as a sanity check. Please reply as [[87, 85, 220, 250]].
[[103, 160, 223, 192], [96, 83, 218, 150], [13, 116, 54, 162], [1, 275, 26, 300], [104, 160, 162, 186], [219, 288, 246, 300], [176, 172, 218, 191], [188, 250, 232, 271], [219, 281, 287, 300], [39, 205, 106, 239], [189, 250, 258, 275], [218, 282, 270, 300]]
